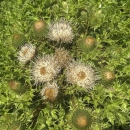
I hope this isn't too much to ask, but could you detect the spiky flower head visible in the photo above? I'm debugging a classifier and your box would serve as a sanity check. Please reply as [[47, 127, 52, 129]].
[[71, 109, 92, 130], [31, 55, 61, 84], [54, 47, 72, 68], [18, 43, 36, 64], [48, 18, 74, 43], [33, 19, 47, 37], [66, 61, 98, 90], [40, 81, 59, 101]]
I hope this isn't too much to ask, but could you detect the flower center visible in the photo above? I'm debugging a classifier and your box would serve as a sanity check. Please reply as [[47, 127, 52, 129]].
[[104, 71, 115, 80], [9, 81, 18, 90], [34, 21, 44, 30], [85, 37, 95, 46], [14, 34, 20, 40], [45, 88, 55, 101], [77, 116, 87, 127], [40, 67, 46, 75], [22, 48, 28, 56], [77, 71, 86, 80]]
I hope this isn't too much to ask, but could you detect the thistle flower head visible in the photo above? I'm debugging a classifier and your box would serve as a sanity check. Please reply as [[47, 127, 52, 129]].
[[31, 55, 61, 84], [18, 43, 36, 64], [71, 109, 92, 130], [48, 18, 74, 43], [40, 81, 59, 101], [66, 105, 92, 130], [54, 47, 72, 68], [66, 61, 98, 90]]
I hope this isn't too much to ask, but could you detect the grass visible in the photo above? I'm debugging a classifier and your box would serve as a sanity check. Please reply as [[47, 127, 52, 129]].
[[0, 0, 130, 130]]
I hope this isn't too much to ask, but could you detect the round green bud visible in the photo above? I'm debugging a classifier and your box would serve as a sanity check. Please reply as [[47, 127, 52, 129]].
[[78, 36, 96, 52], [71, 109, 92, 130], [33, 20, 47, 37], [12, 33, 26, 48], [8, 80, 26, 94]]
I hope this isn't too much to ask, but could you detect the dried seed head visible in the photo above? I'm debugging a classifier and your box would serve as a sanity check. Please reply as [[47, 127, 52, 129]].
[[18, 43, 36, 64], [40, 81, 59, 101], [54, 47, 72, 68], [66, 61, 98, 90], [31, 55, 61, 85], [48, 19, 74, 43]]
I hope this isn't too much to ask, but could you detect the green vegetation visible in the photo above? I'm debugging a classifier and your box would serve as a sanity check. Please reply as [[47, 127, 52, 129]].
[[0, 0, 130, 129]]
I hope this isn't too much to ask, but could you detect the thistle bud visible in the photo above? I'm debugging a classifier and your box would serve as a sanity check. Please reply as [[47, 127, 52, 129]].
[[78, 36, 96, 52], [12, 33, 26, 48], [8, 80, 26, 94], [33, 19, 47, 37]]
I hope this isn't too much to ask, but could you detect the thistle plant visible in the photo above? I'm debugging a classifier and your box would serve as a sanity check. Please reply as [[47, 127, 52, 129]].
[[1, 0, 130, 130]]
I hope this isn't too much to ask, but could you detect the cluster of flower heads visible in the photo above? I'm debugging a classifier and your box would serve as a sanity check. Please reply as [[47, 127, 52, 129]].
[[16, 18, 98, 102]]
